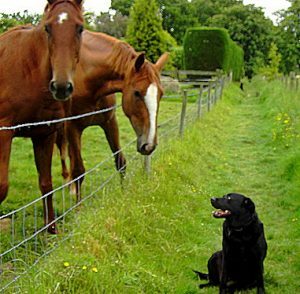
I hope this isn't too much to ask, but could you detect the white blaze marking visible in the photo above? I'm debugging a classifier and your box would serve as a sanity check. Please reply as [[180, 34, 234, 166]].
[[58, 12, 69, 24], [144, 83, 158, 144]]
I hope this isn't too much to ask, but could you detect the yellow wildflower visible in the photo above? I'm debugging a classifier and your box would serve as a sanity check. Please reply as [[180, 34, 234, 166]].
[[63, 262, 70, 267], [92, 267, 98, 273], [82, 266, 87, 270]]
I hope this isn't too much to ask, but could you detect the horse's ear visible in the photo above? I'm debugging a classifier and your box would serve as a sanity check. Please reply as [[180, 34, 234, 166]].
[[47, 0, 55, 4], [155, 52, 169, 72], [135, 53, 145, 72]]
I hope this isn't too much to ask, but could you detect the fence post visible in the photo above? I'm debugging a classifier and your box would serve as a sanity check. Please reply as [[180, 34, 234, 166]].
[[213, 80, 217, 104], [219, 76, 224, 100], [197, 85, 203, 119], [290, 72, 295, 90], [207, 83, 211, 112], [144, 155, 151, 174], [179, 89, 188, 137]]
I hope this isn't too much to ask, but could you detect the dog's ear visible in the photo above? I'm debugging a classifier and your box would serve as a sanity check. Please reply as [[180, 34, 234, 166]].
[[243, 197, 255, 213]]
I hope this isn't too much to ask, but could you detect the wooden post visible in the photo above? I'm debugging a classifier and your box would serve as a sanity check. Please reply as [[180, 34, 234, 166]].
[[213, 81, 217, 104], [144, 155, 151, 174], [290, 72, 295, 90], [207, 83, 211, 112], [179, 90, 188, 137], [197, 85, 203, 119], [219, 77, 225, 100]]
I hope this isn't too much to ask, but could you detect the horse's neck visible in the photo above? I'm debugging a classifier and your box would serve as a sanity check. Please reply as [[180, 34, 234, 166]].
[[0, 26, 51, 85], [80, 31, 133, 94]]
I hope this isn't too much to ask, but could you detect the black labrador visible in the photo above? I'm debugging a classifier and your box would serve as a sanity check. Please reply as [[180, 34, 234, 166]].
[[194, 193, 267, 293]]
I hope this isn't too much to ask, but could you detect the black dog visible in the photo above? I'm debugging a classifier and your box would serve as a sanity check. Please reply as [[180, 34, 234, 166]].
[[194, 193, 267, 293]]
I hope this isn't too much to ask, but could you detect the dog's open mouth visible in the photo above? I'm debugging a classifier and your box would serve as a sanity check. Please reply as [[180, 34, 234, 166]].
[[213, 209, 231, 218]]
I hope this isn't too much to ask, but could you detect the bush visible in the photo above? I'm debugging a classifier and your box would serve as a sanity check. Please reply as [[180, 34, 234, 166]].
[[183, 27, 244, 81]]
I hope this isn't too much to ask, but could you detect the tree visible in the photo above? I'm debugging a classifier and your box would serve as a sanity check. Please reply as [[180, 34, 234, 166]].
[[0, 11, 41, 33], [94, 12, 128, 38], [111, 0, 133, 16], [126, 0, 176, 63], [208, 4, 274, 78], [255, 42, 282, 79], [276, 0, 300, 73]]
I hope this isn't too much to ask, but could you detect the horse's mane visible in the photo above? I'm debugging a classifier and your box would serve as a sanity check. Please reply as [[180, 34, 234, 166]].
[[107, 40, 158, 82], [107, 41, 138, 76]]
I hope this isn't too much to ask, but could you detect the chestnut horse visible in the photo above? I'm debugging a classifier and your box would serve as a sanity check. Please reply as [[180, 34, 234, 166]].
[[58, 31, 169, 199], [0, 0, 84, 233]]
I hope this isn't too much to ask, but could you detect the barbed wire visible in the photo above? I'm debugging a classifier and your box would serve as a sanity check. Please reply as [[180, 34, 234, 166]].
[[0, 105, 120, 131]]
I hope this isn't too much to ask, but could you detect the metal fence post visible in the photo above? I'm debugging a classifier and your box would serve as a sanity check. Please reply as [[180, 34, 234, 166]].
[[197, 85, 203, 119], [179, 89, 188, 137]]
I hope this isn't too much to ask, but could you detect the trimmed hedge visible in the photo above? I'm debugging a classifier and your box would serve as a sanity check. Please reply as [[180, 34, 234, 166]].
[[183, 27, 244, 81]]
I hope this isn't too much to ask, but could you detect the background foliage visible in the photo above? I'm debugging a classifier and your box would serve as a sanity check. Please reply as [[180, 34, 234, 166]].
[[0, 1, 299, 78], [183, 27, 244, 81]]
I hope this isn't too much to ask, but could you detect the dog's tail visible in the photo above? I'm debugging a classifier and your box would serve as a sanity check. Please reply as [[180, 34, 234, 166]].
[[193, 269, 209, 280]]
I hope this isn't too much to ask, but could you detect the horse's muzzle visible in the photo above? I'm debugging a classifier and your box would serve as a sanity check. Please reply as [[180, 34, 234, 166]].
[[138, 143, 157, 155], [49, 80, 73, 101]]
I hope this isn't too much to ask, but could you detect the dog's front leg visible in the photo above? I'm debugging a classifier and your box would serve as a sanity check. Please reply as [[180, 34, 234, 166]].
[[256, 263, 265, 294], [219, 261, 228, 294]]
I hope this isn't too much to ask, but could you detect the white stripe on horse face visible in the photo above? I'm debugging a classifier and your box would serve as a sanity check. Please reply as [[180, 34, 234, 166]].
[[144, 83, 158, 144], [58, 12, 69, 24]]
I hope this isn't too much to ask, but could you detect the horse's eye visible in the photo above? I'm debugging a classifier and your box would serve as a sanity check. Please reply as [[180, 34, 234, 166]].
[[134, 91, 142, 99], [44, 24, 51, 35], [77, 25, 84, 35]]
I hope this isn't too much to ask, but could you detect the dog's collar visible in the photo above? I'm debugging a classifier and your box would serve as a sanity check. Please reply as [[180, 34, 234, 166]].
[[227, 213, 258, 232]]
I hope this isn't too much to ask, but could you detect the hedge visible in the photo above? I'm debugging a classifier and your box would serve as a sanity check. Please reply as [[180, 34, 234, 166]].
[[183, 27, 244, 81]]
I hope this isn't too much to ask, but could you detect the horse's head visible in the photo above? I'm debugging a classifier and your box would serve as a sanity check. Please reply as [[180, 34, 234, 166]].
[[122, 52, 169, 155], [43, 0, 84, 101]]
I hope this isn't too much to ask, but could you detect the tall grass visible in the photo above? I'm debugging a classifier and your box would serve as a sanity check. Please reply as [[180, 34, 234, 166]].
[[3, 78, 300, 292]]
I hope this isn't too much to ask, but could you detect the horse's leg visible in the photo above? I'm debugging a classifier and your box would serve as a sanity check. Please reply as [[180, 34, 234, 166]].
[[67, 124, 84, 202], [32, 134, 57, 234], [100, 115, 126, 177], [0, 131, 13, 204], [56, 125, 69, 180]]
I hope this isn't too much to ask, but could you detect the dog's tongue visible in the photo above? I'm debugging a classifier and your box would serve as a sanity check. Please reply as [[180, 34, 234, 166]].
[[213, 209, 231, 218]]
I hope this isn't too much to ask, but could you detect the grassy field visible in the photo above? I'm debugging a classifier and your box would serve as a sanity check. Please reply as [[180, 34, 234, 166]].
[[2, 77, 300, 293]]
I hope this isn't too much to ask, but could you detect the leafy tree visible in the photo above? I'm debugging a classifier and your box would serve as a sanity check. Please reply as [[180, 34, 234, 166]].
[[93, 12, 128, 38], [159, 0, 197, 43], [111, 0, 133, 16], [0, 11, 41, 33], [208, 4, 274, 78], [126, 0, 176, 63], [276, 0, 300, 73], [255, 42, 282, 79]]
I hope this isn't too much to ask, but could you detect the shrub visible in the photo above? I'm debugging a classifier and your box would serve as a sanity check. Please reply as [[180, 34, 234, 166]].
[[183, 27, 244, 80]]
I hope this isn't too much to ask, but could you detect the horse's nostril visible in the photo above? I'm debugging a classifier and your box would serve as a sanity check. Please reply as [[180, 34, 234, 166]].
[[66, 82, 73, 93], [141, 144, 147, 153], [140, 143, 156, 155], [49, 81, 57, 93]]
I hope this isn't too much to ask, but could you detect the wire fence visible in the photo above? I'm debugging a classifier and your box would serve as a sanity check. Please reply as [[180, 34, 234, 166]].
[[0, 74, 228, 291]]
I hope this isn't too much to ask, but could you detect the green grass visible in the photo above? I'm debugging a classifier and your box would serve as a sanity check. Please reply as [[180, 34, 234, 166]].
[[2, 78, 300, 293]]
